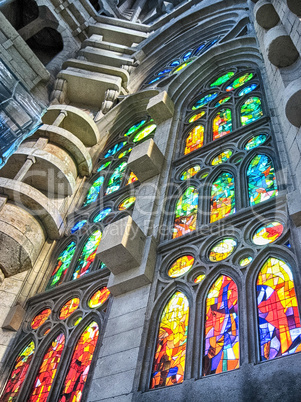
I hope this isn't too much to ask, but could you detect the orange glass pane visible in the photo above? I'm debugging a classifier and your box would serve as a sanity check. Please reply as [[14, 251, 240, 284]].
[[59, 298, 80, 320], [31, 309, 51, 330]]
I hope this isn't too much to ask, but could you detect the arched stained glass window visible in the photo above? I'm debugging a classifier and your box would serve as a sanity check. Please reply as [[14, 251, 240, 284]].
[[46, 241, 77, 290], [247, 154, 278, 205], [83, 177, 104, 207], [58, 322, 99, 402], [1, 341, 35, 401], [150, 291, 189, 389], [172, 186, 198, 238], [241, 97, 263, 126], [29, 333, 65, 402], [72, 230, 102, 280], [210, 172, 235, 223], [203, 275, 239, 375], [257, 258, 301, 361], [213, 109, 232, 140], [184, 125, 204, 155], [105, 162, 127, 195]]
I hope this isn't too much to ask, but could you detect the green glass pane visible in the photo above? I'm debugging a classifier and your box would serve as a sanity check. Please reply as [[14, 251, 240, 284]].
[[226, 72, 253, 91], [133, 124, 157, 143], [241, 97, 263, 126], [83, 177, 104, 206], [105, 162, 127, 195], [210, 72, 234, 87], [124, 120, 147, 136], [192, 93, 218, 110], [46, 241, 77, 289], [245, 134, 267, 150]]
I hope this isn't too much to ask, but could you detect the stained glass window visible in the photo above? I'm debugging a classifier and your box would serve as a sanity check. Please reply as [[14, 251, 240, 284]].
[[214, 97, 231, 107], [180, 165, 201, 180], [192, 93, 218, 110], [188, 111, 205, 123], [150, 291, 189, 388], [118, 148, 132, 158], [203, 275, 239, 375], [29, 333, 65, 402], [184, 125, 204, 155], [104, 141, 126, 158], [124, 120, 146, 136], [1, 341, 35, 401], [209, 238, 237, 262], [71, 220, 87, 234], [105, 162, 127, 195], [245, 134, 267, 150], [252, 222, 283, 245], [167, 255, 194, 278], [194, 274, 206, 284], [172, 186, 198, 238], [210, 72, 234, 87], [127, 171, 138, 185], [257, 258, 301, 360], [173, 60, 193, 73], [241, 97, 263, 126], [226, 73, 253, 91], [72, 230, 102, 280], [88, 287, 110, 308], [210, 173, 235, 223], [118, 196, 136, 210], [238, 83, 258, 97], [93, 208, 112, 223], [58, 322, 99, 402], [133, 124, 156, 143], [83, 177, 104, 206], [211, 150, 232, 165], [239, 257, 253, 267], [213, 109, 232, 140], [97, 160, 111, 173], [31, 309, 52, 330], [46, 242, 76, 290], [59, 298, 80, 320], [247, 154, 278, 205]]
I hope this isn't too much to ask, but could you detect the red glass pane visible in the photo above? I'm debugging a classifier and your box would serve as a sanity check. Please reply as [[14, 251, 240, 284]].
[[59, 298, 80, 320], [31, 309, 51, 330]]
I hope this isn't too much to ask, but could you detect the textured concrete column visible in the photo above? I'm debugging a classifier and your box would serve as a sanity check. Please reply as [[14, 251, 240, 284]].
[[254, 0, 279, 29], [265, 25, 299, 67], [284, 78, 301, 127], [287, 0, 301, 16]]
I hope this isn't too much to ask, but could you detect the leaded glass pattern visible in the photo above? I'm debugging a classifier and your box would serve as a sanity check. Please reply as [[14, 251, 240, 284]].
[[83, 176, 104, 206], [184, 125, 204, 154], [46, 242, 76, 290], [31, 309, 51, 330], [213, 109, 232, 140], [210, 173, 235, 222], [173, 186, 198, 238]]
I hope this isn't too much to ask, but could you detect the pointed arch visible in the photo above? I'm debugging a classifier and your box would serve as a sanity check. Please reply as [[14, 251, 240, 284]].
[[1, 341, 35, 401], [28, 333, 65, 402], [256, 257, 301, 361], [247, 154, 278, 206], [172, 186, 198, 238], [184, 125, 204, 155], [240, 96, 263, 126], [210, 172, 235, 223], [58, 321, 99, 401], [212, 108, 232, 140], [150, 291, 189, 389], [203, 275, 239, 376]]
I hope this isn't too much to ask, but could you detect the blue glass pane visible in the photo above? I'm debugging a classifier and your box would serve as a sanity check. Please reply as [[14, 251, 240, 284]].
[[93, 208, 112, 222], [183, 51, 192, 61], [170, 60, 180, 67], [71, 220, 87, 233]]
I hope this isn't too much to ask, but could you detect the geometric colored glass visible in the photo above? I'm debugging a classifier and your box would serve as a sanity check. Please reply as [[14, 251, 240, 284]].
[[72, 230, 102, 280], [257, 258, 301, 360], [118, 148, 132, 159], [180, 165, 201, 180], [213, 109, 232, 140], [58, 322, 99, 402], [74, 317, 82, 326], [124, 120, 146, 136], [28, 333, 65, 402], [209, 238, 237, 262], [93, 208, 112, 223], [172, 186, 198, 239], [203, 275, 239, 375], [104, 141, 126, 158], [241, 97, 263, 126], [247, 154, 278, 205], [210, 72, 235, 87], [71, 220, 87, 234], [184, 125, 204, 155], [105, 162, 127, 195], [31, 309, 52, 330], [88, 287, 110, 308], [46, 241, 77, 290], [210, 172, 235, 223], [226, 72, 253, 92], [238, 83, 258, 97], [167, 255, 194, 278], [83, 176, 104, 206], [173, 61, 192, 74], [194, 274, 206, 284], [150, 291, 189, 388], [97, 160, 111, 173], [118, 196, 136, 210], [1, 341, 35, 402], [214, 97, 231, 107], [59, 298, 80, 320], [127, 171, 138, 185], [211, 149, 232, 165], [245, 134, 267, 150], [192, 93, 218, 110], [239, 256, 253, 267], [133, 124, 157, 143], [252, 221, 283, 245], [188, 111, 205, 123]]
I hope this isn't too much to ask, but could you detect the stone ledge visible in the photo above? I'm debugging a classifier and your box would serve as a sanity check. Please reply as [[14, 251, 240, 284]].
[[2, 304, 25, 331], [146, 91, 174, 124]]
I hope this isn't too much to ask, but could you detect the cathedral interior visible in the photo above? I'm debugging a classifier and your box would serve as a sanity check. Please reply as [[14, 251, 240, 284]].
[[0, 0, 301, 401]]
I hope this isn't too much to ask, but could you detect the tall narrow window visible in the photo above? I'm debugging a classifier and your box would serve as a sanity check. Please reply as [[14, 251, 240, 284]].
[[46, 241, 77, 290], [72, 230, 102, 280], [172, 186, 198, 238], [210, 172, 235, 222], [150, 291, 189, 389], [184, 125, 204, 154], [247, 154, 278, 205], [29, 333, 65, 402], [1, 341, 35, 401], [240, 97, 263, 126], [59, 322, 99, 401], [257, 258, 301, 361], [83, 176, 104, 207], [203, 275, 239, 376], [213, 109, 232, 140]]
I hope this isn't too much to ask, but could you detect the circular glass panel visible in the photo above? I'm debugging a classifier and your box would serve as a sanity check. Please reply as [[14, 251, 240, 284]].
[[88, 287, 111, 308], [180, 165, 201, 180], [133, 124, 156, 143], [211, 149, 232, 165], [119, 196, 136, 211], [209, 238, 237, 262], [31, 309, 51, 330], [252, 222, 284, 245], [71, 220, 87, 234], [245, 134, 267, 150], [59, 298, 80, 320], [168, 255, 194, 278]]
